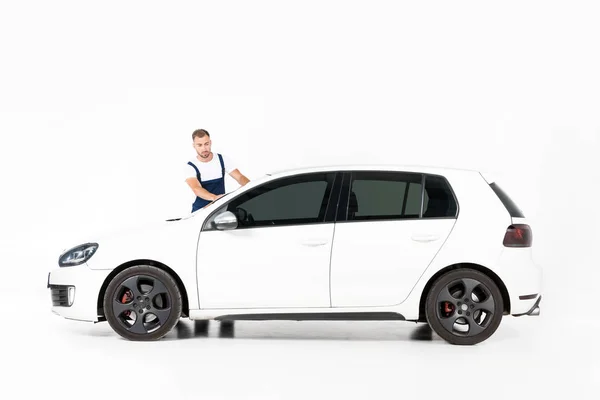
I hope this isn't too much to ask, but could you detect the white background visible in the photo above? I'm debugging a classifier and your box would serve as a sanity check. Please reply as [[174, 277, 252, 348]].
[[1, 1, 598, 399]]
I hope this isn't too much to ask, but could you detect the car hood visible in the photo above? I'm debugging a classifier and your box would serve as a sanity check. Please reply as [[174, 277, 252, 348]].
[[56, 212, 204, 268]]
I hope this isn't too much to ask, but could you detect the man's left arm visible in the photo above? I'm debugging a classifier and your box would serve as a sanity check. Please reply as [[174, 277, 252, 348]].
[[229, 169, 250, 186]]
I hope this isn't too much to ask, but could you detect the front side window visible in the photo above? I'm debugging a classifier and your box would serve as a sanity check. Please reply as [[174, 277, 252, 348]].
[[346, 171, 423, 221], [215, 172, 337, 229]]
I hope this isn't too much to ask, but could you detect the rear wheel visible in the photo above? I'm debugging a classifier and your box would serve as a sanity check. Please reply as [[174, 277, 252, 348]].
[[425, 269, 503, 345], [103, 265, 182, 341]]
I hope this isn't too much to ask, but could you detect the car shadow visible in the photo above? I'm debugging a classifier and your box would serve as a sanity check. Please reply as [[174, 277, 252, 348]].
[[173, 319, 234, 340], [409, 323, 434, 341], [169, 320, 438, 342], [174, 320, 210, 339]]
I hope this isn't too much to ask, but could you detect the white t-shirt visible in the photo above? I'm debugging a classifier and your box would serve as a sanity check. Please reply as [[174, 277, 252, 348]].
[[184, 153, 236, 182]]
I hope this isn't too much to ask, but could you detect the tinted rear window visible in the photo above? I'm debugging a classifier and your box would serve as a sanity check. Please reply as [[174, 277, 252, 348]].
[[347, 171, 423, 221], [489, 182, 525, 218]]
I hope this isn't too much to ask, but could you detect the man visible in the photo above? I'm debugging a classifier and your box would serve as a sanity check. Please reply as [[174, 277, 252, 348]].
[[184, 129, 250, 212]]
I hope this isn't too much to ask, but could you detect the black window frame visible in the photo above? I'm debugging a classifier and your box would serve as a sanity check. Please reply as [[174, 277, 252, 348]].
[[202, 171, 343, 231], [201, 169, 459, 231], [335, 171, 459, 223]]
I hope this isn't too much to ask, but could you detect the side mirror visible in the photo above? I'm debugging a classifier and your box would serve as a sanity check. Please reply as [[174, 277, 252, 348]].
[[213, 211, 238, 230]]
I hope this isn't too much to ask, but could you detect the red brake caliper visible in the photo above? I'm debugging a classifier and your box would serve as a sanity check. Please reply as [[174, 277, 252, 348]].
[[121, 290, 132, 317], [444, 302, 454, 315]]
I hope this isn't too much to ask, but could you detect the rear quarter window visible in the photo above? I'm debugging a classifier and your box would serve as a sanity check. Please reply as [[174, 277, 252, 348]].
[[422, 175, 458, 218]]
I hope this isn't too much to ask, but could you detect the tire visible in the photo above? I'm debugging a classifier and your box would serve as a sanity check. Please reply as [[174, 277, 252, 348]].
[[425, 268, 503, 345], [103, 265, 182, 341]]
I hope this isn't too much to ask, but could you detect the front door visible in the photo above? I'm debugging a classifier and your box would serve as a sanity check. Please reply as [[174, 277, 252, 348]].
[[197, 171, 339, 309]]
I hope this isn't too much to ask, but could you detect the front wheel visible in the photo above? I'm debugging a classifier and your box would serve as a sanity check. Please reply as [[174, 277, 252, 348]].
[[103, 266, 182, 341], [425, 269, 503, 345]]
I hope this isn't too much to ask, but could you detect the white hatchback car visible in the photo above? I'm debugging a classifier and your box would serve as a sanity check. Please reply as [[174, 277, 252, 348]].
[[48, 164, 542, 345]]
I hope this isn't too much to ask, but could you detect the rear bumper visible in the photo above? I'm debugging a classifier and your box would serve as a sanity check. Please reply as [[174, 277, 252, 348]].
[[493, 247, 543, 316], [512, 295, 541, 317], [47, 264, 111, 322]]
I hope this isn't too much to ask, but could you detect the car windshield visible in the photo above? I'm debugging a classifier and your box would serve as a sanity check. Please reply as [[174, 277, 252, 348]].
[[187, 173, 272, 216], [190, 187, 240, 214]]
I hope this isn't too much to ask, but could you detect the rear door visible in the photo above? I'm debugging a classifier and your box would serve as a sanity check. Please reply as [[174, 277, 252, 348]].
[[329, 171, 458, 307]]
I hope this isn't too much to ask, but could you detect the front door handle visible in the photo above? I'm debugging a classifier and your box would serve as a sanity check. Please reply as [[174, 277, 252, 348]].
[[411, 234, 440, 242]]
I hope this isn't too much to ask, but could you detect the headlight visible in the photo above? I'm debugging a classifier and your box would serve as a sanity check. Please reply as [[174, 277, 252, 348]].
[[58, 243, 99, 267]]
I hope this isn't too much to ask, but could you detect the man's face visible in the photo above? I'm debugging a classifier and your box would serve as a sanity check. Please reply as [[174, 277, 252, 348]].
[[193, 136, 212, 159]]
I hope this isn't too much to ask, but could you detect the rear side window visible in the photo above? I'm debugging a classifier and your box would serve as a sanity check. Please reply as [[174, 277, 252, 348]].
[[489, 182, 525, 218], [422, 175, 458, 218], [347, 171, 423, 221]]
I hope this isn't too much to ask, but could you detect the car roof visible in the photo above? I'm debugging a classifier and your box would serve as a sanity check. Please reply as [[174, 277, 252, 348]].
[[266, 163, 482, 177]]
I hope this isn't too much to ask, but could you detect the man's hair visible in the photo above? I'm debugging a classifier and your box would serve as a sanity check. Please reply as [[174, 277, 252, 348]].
[[192, 129, 210, 140]]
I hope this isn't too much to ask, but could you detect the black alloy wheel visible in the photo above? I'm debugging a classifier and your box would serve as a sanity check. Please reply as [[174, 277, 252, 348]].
[[425, 269, 503, 345], [103, 266, 182, 341]]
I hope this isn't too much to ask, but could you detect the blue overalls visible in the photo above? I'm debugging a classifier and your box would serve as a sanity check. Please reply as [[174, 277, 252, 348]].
[[188, 153, 226, 212]]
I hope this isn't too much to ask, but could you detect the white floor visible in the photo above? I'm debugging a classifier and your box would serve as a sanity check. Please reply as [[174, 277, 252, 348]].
[[1, 284, 598, 400]]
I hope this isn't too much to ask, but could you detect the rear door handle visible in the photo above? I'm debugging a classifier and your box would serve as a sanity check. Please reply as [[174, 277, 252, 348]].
[[301, 240, 328, 247], [411, 234, 440, 242]]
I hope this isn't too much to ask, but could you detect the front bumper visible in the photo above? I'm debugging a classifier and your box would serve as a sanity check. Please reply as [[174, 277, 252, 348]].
[[47, 264, 111, 322]]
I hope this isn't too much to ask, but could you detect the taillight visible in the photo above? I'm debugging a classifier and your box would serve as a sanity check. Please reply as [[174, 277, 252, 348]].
[[503, 224, 532, 247]]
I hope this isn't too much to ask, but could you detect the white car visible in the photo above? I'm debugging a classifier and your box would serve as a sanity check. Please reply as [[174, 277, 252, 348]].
[[48, 164, 542, 345]]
